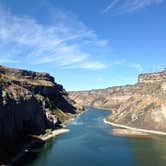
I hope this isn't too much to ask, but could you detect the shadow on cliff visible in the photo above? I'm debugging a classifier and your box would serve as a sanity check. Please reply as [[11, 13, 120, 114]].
[[0, 135, 48, 166], [127, 136, 166, 166]]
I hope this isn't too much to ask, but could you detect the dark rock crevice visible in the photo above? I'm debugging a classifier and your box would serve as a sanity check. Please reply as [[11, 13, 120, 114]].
[[0, 65, 81, 143]]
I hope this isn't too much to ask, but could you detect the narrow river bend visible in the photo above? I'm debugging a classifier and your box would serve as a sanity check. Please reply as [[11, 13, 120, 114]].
[[18, 107, 166, 166]]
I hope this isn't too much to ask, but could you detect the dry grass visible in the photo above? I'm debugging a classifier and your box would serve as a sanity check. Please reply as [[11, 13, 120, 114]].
[[4, 74, 54, 86]]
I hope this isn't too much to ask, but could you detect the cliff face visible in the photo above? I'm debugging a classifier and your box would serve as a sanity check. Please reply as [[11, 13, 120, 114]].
[[138, 68, 166, 83], [0, 66, 81, 142], [70, 69, 166, 132]]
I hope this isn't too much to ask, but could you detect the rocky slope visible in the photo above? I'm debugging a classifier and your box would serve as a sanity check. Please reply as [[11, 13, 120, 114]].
[[0, 65, 82, 143], [70, 68, 166, 133]]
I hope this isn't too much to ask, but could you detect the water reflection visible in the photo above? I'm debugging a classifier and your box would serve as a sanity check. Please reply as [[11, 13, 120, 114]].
[[12, 107, 166, 166], [14, 139, 55, 165], [128, 136, 166, 166]]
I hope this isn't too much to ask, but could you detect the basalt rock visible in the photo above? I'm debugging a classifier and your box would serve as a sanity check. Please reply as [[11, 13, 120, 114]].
[[0, 65, 81, 142]]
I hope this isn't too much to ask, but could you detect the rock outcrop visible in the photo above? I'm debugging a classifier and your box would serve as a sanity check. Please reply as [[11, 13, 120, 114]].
[[138, 68, 166, 83], [0, 66, 82, 143], [70, 68, 166, 133]]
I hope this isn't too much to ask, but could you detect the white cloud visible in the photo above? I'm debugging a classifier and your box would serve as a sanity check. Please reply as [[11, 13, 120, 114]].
[[149, 64, 165, 72], [79, 62, 107, 70], [0, 9, 107, 70], [109, 58, 144, 72], [0, 58, 19, 64], [112, 59, 126, 65], [61, 61, 107, 70], [103, 0, 163, 14], [129, 63, 143, 72]]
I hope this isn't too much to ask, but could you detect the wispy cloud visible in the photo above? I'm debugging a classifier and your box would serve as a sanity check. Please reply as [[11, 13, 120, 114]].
[[110, 58, 144, 72], [149, 64, 165, 72], [79, 62, 107, 70], [112, 59, 126, 65], [103, 0, 163, 14], [0, 8, 108, 70], [129, 63, 143, 72], [0, 58, 19, 64], [61, 61, 107, 70]]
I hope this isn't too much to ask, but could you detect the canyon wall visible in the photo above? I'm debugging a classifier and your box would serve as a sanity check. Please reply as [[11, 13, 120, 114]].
[[0, 66, 82, 142], [70, 68, 166, 132], [138, 68, 166, 83]]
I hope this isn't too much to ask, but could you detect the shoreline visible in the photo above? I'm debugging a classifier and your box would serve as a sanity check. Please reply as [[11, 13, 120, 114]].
[[10, 128, 70, 165], [67, 108, 87, 125], [103, 118, 166, 136], [9, 109, 85, 165], [86, 105, 112, 111], [41, 128, 70, 141], [111, 128, 150, 137], [33, 128, 70, 141]]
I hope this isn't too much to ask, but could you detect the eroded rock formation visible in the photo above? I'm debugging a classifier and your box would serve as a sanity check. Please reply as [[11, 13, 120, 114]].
[[138, 68, 166, 83], [70, 68, 166, 132], [0, 65, 82, 142]]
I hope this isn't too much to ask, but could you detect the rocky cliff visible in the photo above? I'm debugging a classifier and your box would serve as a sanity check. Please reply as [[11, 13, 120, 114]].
[[70, 68, 166, 133], [138, 68, 166, 83], [0, 65, 82, 143]]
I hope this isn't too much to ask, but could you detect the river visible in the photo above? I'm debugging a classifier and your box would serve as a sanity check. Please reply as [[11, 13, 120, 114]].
[[17, 107, 166, 166]]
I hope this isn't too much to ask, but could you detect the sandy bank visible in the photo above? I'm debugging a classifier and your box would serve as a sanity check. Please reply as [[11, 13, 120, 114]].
[[112, 128, 150, 137], [10, 128, 69, 165], [104, 119, 166, 136], [89, 106, 112, 111], [39, 128, 70, 141]]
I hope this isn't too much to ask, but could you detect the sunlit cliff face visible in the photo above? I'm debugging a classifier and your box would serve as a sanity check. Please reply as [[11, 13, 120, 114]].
[[138, 68, 166, 83], [161, 82, 166, 92]]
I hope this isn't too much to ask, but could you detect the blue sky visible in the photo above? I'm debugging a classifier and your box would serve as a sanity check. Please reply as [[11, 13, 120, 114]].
[[0, 0, 166, 90]]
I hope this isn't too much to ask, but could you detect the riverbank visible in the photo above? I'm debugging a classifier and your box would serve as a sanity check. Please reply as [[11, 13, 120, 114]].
[[88, 106, 112, 111], [7, 109, 85, 165], [104, 118, 166, 136], [35, 128, 70, 141], [111, 128, 150, 138], [9, 128, 70, 165]]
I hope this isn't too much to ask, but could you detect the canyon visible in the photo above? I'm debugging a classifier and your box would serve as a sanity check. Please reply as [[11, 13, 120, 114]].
[[70, 68, 166, 133], [0, 65, 82, 164], [1, 65, 166, 165]]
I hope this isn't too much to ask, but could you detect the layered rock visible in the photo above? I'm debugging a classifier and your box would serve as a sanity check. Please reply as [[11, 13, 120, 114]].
[[0, 66, 81, 142], [0, 65, 54, 82], [138, 68, 166, 83], [70, 68, 166, 132]]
